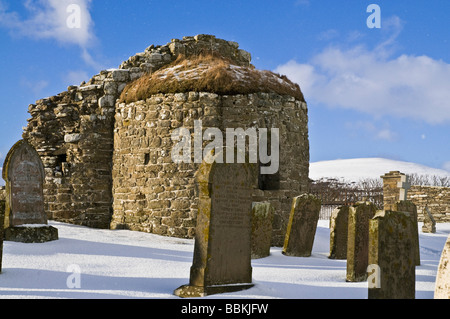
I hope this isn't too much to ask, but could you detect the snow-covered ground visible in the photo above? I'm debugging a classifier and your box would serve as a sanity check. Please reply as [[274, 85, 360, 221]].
[[1, 220, 448, 299]]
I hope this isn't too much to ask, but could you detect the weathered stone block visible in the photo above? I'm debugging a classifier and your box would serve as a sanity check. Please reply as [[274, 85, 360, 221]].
[[4, 225, 59, 243], [282, 194, 321, 257], [329, 206, 349, 260], [251, 202, 274, 259], [346, 201, 376, 282], [435, 234, 450, 299], [0, 200, 5, 273], [175, 147, 256, 298], [368, 210, 415, 299], [394, 200, 420, 266], [2, 140, 47, 227], [111, 69, 130, 82]]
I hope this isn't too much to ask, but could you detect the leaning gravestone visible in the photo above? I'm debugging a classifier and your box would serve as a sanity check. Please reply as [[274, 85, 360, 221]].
[[251, 201, 274, 259], [282, 194, 321, 257], [346, 201, 376, 282], [2, 140, 58, 243], [434, 234, 450, 299], [368, 210, 415, 299], [422, 206, 436, 234], [0, 200, 5, 273], [394, 200, 420, 266], [174, 147, 256, 298], [329, 206, 349, 259]]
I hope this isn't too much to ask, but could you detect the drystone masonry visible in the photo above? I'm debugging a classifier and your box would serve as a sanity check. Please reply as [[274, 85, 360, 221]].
[[381, 171, 450, 223], [111, 91, 309, 244], [20, 34, 310, 245], [409, 186, 450, 223]]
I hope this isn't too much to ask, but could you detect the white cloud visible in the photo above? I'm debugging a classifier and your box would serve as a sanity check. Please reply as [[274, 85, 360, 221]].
[[0, 0, 97, 65], [376, 128, 397, 142], [65, 70, 89, 86], [345, 120, 398, 142], [20, 77, 49, 95], [443, 161, 450, 172], [275, 19, 450, 124]]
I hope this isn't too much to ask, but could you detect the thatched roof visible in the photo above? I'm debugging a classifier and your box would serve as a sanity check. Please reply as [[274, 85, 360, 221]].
[[119, 53, 305, 104]]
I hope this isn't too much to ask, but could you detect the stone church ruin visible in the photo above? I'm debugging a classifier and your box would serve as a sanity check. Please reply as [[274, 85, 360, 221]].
[[16, 35, 310, 246]]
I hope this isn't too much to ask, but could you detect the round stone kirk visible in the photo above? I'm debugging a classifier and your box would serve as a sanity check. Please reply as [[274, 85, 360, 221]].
[[20, 35, 310, 246]]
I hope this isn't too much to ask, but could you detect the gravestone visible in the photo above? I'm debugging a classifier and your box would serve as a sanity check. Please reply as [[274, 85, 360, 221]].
[[368, 210, 416, 299], [0, 200, 5, 273], [346, 201, 376, 282], [2, 140, 58, 243], [251, 201, 274, 259], [434, 234, 450, 299], [394, 200, 420, 266], [282, 194, 321, 257], [329, 206, 349, 259], [174, 147, 256, 298], [422, 206, 436, 233]]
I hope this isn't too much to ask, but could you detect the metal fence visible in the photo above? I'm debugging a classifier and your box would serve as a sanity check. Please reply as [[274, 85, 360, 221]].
[[319, 204, 341, 221]]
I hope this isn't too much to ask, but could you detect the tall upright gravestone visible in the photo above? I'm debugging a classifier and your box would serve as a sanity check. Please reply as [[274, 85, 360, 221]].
[[174, 147, 257, 297], [346, 201, 376, 282], [393, 200, 420, 266], [282, 194, 321, 257], [329, 206, 349, 259], [2, 140, 58, 243], [368, 210, 416, 299], [251, 201, 274, 259]]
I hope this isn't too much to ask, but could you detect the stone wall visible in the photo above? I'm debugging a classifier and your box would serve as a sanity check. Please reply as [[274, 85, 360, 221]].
[[381, 171, 450, 223], [409, 185, 450, 223], [21, 35, 252, 229], [111, 92, 309, 245]]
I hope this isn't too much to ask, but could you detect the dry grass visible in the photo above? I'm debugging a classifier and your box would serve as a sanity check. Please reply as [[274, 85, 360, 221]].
[[119, 53, 305, 104]]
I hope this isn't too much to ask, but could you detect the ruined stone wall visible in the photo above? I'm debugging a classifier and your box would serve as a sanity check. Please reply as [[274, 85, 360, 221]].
[[111, 92, 309, 245], [22, 35, 252, 229]]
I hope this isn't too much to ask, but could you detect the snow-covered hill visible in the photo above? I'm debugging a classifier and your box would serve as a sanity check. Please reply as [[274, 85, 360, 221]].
[[309, 158, 450, 182]]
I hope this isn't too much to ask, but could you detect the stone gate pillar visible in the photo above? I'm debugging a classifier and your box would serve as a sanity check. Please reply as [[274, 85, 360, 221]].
[[380, 171, 410, 211]]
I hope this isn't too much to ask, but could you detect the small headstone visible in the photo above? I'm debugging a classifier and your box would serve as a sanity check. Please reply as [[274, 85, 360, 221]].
[[368, 210, 416, 299], [251, 201, 274, 259], [422, 206, 436, 233], [282, 194, 321, 257], [0, 200, 5, 273], [394, 201, 420, 266], [434, 234, 450, 299], [2, 140, 58, 243], [346, 201, 376, 282], [174, 147, 256, 298], [329, 206, 349, 260]]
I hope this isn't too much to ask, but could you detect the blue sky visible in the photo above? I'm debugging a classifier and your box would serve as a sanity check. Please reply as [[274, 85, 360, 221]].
[[0, 0, 449, 174]]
